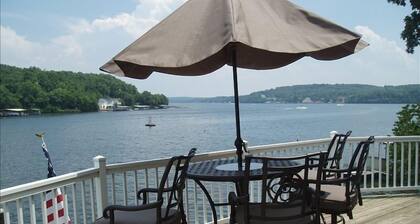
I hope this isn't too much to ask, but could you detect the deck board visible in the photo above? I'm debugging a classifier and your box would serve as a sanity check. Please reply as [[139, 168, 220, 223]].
[[326, 195, 420, 224], [219, 195, 420, 224]]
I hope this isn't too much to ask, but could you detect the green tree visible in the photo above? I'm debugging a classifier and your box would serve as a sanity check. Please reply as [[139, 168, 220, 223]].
[[0, 64, 168, 112], [390, 104, 420, 186], [387, 0, 420, 53], [0, 85, 21, 108], [393, 104, 420, 135]]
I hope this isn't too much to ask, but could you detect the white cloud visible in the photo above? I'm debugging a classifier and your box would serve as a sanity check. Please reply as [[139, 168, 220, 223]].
[[0, 25, 86, 71], [355, 25, 416, 67], [1, 26, 39, 57], [68, 0, 185, 38]]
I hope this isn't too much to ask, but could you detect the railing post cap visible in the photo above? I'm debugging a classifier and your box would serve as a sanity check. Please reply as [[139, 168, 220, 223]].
[[330, 130, 338, 137], [94, 155, 106, 162]]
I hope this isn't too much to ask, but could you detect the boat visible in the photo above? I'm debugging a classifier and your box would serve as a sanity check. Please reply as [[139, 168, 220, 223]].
[[295, 106, 308, 110], [145, 117, 156, 127]]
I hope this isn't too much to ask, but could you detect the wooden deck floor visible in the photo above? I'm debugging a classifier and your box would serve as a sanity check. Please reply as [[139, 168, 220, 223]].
[[325, 194, 420, 224], [219, 194, 420, 224]]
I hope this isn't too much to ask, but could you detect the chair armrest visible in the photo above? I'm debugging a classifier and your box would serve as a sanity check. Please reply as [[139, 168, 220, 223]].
[[137, 187, 174, 201], [103, 200, 162, 219], [323, 168, 351, 174], [320, 177, 350, 185], [309, 157, 335, 161]]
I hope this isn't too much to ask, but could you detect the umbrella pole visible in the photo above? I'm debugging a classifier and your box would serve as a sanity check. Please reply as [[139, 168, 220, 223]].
[[232, 48, 243, 170]]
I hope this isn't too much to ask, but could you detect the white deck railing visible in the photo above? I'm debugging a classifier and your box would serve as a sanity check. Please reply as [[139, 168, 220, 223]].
[[1, 136, 419, 223]]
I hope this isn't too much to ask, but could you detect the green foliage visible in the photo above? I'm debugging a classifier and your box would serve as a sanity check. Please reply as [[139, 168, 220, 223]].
[[393, 104, 420, 136], [0, 64, 168, 112], [387, 0, 420, 53], [201, 84, 420, 104], [389, 104, 419, 187]]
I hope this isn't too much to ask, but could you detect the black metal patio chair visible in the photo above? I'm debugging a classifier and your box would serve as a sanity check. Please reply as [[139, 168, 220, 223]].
[[95, 148, 196, 224], [307, 131, 352, 180], [313, 136, 374, 224], [228, 152, 328, 224]]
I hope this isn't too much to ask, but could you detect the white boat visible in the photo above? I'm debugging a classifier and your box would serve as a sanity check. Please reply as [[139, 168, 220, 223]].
[[145, 117, 156, 127], [295, 106, 308, 110]]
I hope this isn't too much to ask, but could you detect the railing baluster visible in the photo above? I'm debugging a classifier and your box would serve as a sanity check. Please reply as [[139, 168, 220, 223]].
[[81, 181, 87, 224], [393, 142, 397, 187], [416, 142, 419, 186], [41, 192, 47, 224], [209, 183, 214, 222], [166, 172, 170, 204], [90, 178, 95, 221], [218, 182, 223, 219], [193, 182, 198, 224], [134, 170, 139, 205], [53, 189, 58, 224], [63, 186, 70, 224], [71, 183, 78, 224], [401, 142, 404, 186], [29, 195, 36, 224], [123, 172, 128, 206], [203, 182, 208, 223], [155, 168, 159, 203], [363, 149, 367, 188], [386, 142, 390, 188], [250, 180, 254, 202], [16, 199, 24, 224], [378, 143, 382, 188], [155, 168, 159, 189], [371, 142, 375, 188], [185, 180, 190, 223], [3, 203, 11, 224], [408, 142, 412, 186], [111, 173, 117, 205], [145, 169, 149, 203]]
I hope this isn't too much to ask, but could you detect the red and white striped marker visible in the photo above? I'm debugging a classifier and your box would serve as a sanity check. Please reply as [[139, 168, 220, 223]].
[[45, 188, 71, 224]]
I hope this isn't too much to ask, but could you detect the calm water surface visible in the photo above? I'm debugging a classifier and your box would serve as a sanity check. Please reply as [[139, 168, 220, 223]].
[[0, 103, 403, 188]]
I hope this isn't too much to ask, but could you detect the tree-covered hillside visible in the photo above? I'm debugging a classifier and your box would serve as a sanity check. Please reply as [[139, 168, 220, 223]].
[[200, 84, 420, 104], [0, 64, 168, 112]]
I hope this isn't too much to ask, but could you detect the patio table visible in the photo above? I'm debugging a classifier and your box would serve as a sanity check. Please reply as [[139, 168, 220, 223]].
[[187, 158, 297, 223]]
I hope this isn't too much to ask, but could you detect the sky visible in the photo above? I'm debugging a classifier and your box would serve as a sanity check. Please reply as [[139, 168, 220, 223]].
[[1, 0, 419, 97]]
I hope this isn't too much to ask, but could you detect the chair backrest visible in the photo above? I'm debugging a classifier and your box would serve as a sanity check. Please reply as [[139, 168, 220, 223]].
[[346, 136, 374, 196], [242, 152, 327, 224], [326, 131, 352, 170], [157, 148, 196, 221]]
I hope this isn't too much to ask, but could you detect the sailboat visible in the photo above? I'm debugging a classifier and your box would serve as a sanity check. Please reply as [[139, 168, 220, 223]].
[[145, 117, 156, 127]]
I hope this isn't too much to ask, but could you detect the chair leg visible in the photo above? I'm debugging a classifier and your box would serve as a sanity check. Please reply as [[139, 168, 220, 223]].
[[347, 211, 353, 220], [331, 214, 338, 224], [357, 186, 363, 206]]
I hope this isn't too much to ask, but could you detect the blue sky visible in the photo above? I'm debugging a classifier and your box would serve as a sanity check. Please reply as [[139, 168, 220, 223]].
[[1, 0, 419, 97]]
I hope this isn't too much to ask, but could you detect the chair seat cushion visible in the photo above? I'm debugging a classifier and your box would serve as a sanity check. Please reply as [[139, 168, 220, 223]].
[[234, 201, 315, 224], [310, 184, 358, 214], [95, 208, 180, 224]]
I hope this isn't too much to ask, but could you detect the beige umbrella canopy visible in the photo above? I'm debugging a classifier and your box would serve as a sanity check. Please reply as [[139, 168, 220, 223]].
[[101, 0, 367, 78], [101, 0, 367, 169]]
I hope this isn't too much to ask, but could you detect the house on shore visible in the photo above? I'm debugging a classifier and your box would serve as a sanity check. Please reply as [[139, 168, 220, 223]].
[[98, 98, 122, 111], [0, 108, 41, 117]]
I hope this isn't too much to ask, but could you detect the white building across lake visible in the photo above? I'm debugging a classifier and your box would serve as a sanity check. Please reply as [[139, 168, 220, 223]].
[[97, 98, 122, 111]]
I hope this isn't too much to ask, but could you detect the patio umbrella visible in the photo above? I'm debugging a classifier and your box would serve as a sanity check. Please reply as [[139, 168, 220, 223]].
[[100, 0, 368, 170]]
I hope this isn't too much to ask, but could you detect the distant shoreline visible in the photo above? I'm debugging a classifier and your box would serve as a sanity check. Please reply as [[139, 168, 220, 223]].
[[169, 84, 420, 104]]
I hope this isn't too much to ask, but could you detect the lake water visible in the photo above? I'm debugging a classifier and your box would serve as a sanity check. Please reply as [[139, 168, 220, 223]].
[[0, 103, 403, 189]]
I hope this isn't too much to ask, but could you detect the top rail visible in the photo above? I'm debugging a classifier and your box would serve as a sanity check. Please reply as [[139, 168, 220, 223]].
[[0, 168, 98, 203]]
